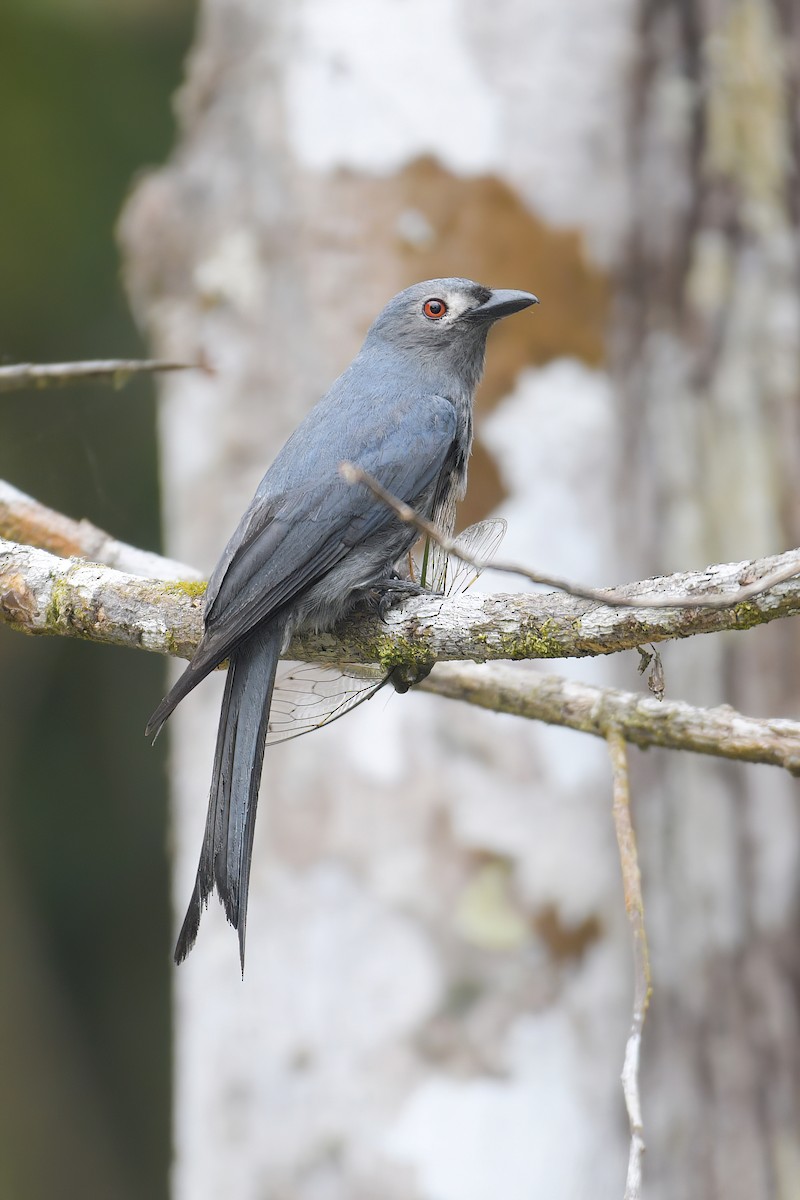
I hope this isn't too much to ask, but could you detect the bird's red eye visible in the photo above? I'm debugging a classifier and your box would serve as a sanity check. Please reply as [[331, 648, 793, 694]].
[[423, 298, 447, 320]]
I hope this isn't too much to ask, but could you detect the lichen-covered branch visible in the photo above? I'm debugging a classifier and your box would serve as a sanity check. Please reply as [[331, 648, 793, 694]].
[[421, 664, 800, 773], [2, 537, 800, 674], [0, 480, 201, 582], [0, 538, 205, 660], [3, 537, 797, 772]]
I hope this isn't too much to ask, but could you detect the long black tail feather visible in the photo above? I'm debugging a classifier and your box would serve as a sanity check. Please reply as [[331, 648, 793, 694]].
[[173, 620, 285, 971]]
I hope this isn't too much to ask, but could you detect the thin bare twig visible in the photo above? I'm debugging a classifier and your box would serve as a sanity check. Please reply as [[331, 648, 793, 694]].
[[340, 463, 800, 611], [606, 727, 651, 1200], [0, 358, 200, 393]]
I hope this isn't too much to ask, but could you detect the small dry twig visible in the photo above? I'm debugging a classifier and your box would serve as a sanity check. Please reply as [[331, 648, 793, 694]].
[[0, 358, 200, 393], [340, 463, 800, 612], [606, 727, 651, 1200]]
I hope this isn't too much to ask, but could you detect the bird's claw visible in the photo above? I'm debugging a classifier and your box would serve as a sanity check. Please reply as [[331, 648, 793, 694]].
[[368, 577, 442, 621]]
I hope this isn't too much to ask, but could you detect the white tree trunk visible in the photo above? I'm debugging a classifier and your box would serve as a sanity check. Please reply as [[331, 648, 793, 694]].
[[120, 1, 800, 1197]]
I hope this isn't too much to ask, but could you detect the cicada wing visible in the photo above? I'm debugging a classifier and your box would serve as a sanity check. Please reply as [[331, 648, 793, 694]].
[[267, 519, 507, 747], [419, 517, 507, 595], [266, 661, 388, 745]]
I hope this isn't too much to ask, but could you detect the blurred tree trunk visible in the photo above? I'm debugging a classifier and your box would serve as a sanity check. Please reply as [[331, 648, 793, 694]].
[[618, 4, 800, 1198], [120, 1, 800, 1197]]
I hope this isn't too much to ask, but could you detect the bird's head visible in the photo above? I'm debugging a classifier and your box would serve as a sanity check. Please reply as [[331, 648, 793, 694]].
[[365, 278, 538, 375]]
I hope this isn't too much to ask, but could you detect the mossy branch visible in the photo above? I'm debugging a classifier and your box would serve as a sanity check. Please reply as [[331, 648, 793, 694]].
[[2, 535, 800, 771], [2, 534, 800, 664], [421, 664, 800, 774]]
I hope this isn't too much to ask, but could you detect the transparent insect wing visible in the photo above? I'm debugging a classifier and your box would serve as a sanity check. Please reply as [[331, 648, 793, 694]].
[[266, 517, 507, 746], [266, 662, 387, 745], [421, 517, 507, 595]]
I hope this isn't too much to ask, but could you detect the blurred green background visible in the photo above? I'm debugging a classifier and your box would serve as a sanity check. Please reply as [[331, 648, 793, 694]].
[[0, 2, 194, 1197]]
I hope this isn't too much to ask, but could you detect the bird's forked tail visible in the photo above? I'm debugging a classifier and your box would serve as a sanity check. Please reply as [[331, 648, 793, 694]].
[[174, 620, 285, 972]]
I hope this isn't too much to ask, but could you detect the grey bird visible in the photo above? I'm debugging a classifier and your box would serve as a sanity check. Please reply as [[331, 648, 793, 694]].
[[146, 277, 538, 969]]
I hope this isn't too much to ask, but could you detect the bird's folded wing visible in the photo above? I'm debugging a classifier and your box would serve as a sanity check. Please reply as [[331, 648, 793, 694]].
[[200, 395, 456, 660]]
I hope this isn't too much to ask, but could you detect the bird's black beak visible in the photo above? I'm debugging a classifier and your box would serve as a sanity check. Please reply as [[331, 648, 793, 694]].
[[471, 288, 539, 323]]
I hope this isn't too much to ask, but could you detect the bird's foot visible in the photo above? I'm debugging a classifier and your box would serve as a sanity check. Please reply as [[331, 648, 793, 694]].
[[359, 577, 438, 693], [367, 575, 442, 621]]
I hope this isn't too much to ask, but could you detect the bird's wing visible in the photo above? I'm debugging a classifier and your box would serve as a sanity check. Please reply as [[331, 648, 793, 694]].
[[199, 394, 457, 662]]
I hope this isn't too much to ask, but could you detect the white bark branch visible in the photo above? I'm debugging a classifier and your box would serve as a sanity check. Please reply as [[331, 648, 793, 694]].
[[0, 480, 200, 582], [2, 536, 799, 774], [421, 665, 800, 774], [2, 537, 799, 669], [0, 537, 204, 661]]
